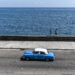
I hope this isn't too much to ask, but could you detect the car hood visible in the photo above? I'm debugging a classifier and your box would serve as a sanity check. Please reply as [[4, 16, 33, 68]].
[[48, 52, 55, 57]]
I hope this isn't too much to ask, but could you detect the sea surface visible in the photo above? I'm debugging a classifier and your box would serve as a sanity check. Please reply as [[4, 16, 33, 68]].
[[0, 8, 75, 36]]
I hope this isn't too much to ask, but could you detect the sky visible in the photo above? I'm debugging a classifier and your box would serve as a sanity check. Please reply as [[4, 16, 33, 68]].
[[0, 0, 75, 7]]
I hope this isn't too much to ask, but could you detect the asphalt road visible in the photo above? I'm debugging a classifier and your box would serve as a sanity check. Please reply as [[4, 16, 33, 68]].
[[0, 49, 75, 75]]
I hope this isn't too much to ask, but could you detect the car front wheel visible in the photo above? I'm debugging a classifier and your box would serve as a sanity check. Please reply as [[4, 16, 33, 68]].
[[45, 58, 50, 61], [50, 58, 54, 61]]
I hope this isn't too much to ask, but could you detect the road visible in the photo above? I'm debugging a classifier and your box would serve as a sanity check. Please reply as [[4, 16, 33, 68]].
[[0, 49, 75, 75]]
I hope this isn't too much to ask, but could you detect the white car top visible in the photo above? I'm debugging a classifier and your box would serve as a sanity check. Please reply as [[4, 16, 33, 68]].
[[34, 48, 48, 54]]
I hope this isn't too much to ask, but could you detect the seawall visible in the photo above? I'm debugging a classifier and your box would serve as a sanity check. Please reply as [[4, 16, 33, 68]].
[[0, 35, 75, 41]]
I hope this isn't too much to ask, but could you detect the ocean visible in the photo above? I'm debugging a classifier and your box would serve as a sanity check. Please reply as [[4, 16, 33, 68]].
[[0, 8, 75, 36]]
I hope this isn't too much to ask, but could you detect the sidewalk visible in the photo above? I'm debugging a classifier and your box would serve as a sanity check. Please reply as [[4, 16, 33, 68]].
[[0, 41, 75, 50]]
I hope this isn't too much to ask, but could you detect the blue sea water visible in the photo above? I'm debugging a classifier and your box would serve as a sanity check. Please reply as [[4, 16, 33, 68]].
[[0, 8, 75, 36]]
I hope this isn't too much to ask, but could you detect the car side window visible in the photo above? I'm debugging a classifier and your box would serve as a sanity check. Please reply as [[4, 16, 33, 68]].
[[40, 52, 45, 55], [33, 51, 39, 54]]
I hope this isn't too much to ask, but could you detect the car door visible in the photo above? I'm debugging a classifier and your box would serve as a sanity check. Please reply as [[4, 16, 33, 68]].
[[33, 51, 39, 60], [39, 51, 46, 60]]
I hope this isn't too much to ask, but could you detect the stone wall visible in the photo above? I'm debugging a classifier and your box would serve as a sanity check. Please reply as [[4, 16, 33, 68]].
[[0, 35, 75, 41]]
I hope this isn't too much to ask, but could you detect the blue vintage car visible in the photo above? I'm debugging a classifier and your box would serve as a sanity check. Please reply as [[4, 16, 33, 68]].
[[21, 48, 55, 61]]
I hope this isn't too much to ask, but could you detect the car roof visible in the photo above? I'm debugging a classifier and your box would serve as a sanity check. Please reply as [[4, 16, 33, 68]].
[[34, 48, 48, 54]]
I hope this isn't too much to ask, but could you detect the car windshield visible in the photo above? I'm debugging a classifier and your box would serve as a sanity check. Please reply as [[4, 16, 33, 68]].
[[40, 51, 45, 54]]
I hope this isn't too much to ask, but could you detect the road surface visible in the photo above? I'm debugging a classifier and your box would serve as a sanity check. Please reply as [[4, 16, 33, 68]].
[[0, 49, 75, 75]]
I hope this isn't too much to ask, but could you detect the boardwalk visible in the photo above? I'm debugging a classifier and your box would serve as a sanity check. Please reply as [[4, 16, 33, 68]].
[[0, 41, 75, 49]]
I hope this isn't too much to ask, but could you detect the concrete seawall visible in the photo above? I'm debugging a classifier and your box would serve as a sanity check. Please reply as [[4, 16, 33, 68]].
[[0, 35, 75, 41]]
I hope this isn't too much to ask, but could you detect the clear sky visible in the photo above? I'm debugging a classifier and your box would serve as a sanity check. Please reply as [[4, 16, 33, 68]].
[[0, 0, 75, 7]]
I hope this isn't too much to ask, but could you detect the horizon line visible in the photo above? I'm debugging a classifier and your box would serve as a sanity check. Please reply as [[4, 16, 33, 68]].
[[0, 7, 75, 8]]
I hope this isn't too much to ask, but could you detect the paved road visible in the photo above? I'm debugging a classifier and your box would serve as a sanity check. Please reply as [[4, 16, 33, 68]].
[[0, 49, 75, 75]]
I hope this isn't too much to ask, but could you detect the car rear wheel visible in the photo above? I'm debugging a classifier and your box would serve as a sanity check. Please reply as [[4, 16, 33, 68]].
[[26, 57, 30, 61], [45, 58, 50, 61]]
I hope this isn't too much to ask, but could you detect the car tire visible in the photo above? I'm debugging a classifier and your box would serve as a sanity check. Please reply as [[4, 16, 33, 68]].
[[45, 58, 50, 61], [26, 57, 30, 61], [50, 59, 54, 61]]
